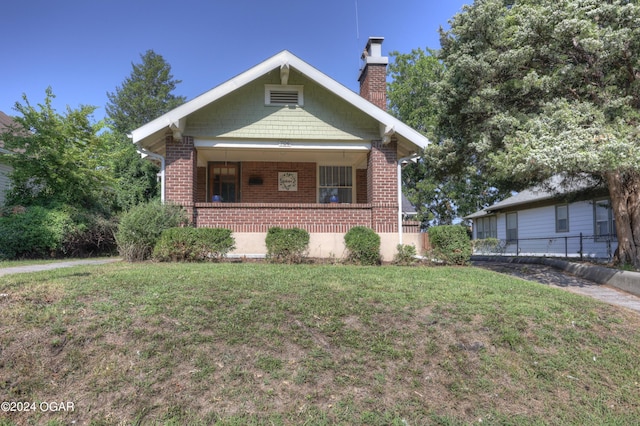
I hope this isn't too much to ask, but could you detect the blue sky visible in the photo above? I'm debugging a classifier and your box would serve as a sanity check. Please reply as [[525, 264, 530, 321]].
[[2, 0, 470, 122]]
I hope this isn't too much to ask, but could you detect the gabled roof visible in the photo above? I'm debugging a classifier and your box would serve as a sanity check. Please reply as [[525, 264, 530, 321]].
[[465, 175, 604, 219], [131, 50, 430, 151]]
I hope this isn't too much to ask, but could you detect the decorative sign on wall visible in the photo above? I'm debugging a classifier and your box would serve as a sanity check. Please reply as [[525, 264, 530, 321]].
[[278, 172, 298, 191]]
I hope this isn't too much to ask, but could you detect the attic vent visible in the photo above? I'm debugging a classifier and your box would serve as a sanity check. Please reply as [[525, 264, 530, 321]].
[[265, 85, 304, 106]]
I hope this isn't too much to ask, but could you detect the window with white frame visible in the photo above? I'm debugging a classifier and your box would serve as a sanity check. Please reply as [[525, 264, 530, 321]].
[[506, 212, 518, 243], [318, 166, 352, 203], [555, 204, 569, 233], [265, 85, 304, 106], [594, 199, 616, 241], [476, 216, 497, 239]]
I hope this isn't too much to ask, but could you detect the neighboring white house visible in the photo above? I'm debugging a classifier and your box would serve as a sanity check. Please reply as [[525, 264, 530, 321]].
[[466, 179, 616, 260], [0, 111, 15, 207]]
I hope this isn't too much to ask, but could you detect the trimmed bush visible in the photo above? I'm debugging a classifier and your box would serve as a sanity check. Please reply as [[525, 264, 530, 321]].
[[344, 226, 381, 265], [0, 205, 73, 259], [265, 227, 310, 264], [428, 225, 472, 265], [153, 227, 235, 262], [393, 244, 418, 266], [116, 201, 188, 262]]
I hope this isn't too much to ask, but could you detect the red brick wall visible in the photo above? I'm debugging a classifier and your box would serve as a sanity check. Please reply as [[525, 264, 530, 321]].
[[194, 203, 372, 233], [165, 135, 196, 208], [356, 169, 368, 204], [241, 162, 316, 203], [358, 63, 387, 110], [368, 140, 398, 233], [196, 167, 207, 202]]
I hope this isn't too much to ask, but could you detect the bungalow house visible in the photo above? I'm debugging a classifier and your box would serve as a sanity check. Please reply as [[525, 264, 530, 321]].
[[132, 38, 430, 260], [465, 177, 616, 260], [0, 111, 15, 207]]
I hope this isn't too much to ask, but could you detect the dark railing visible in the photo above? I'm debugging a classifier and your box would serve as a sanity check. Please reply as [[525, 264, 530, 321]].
[[473, 233, 617, 262]]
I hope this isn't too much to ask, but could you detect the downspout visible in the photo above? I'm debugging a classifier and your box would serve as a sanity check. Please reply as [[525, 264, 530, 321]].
[[397, 154, 420, 246], [136, 145, 166, 204]]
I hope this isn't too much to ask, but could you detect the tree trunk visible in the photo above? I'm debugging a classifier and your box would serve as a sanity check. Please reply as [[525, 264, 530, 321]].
[[606, 171, 640, 269]]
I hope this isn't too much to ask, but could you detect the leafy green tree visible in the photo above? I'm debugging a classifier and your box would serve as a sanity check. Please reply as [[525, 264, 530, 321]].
[[388, 48, 442, 136], [0, 88, 110, 208], [388, 48, 507, 225], [105, 50, 186, 210], [434, 0, 640, 267]]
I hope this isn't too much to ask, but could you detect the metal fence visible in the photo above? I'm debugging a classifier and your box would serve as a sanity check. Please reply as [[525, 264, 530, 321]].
[[472, 233, 617, 262]]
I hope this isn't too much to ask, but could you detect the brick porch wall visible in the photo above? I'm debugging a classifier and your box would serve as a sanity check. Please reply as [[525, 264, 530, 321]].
[[165, 135, 196, 206], [241, 162, 316, 203], [356, 169, 368, 204], [368, 140, 398, 233], [194, 203, 372, 233], [196, 167, 206, 202]]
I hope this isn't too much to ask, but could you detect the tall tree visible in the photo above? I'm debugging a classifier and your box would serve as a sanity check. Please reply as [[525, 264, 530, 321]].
[[435, 0, 640, 267], [388, 48, 506, 225], [106, 50, 186, 134], [1, 88, 110, 208], [105, 50, 186, 210]]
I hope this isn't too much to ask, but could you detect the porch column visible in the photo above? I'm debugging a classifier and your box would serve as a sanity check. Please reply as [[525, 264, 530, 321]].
[[165, 135, 197, 218], [368, 140, 398, 233]]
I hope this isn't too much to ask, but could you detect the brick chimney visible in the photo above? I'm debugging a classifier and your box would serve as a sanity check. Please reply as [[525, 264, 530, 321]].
[[358, 37, 388, 110]]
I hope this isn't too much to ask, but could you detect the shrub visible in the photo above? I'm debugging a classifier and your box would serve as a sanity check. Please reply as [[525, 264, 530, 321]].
[[61, 207, 118, 257], [393, 244, 418, 266], [116, 201, 188, 262], [472, 238, 506, 255], [153, 227, 235, 262], [344, 226, 381, 265], [265, 227, 310, 264], [427, 225, 472, 265], [0, 205, 74, 259]]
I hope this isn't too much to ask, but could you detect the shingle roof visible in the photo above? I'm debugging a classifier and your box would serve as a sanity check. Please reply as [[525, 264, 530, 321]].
[[464, 175, 603, 219]]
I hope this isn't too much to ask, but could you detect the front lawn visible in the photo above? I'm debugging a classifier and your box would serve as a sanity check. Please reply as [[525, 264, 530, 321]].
[[1, 262, 639, 425]]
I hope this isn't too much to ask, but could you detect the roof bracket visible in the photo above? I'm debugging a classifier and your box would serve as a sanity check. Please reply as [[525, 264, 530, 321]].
[[380, 123, 395, 144], [168, 118, 185, 141], [280, 63, 290, 86]]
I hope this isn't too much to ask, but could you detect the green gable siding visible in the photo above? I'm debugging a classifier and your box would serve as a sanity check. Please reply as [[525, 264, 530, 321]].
[[185, 70, 380, 141]]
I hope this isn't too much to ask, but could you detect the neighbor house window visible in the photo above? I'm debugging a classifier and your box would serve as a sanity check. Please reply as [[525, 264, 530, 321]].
[[594, 199, 616, 241], [555, 204, 569, 233], [265, 85, 304, 106], [506, 212, 518, 243], [476, 216, 497, 239], [319, 166, 352, 203]]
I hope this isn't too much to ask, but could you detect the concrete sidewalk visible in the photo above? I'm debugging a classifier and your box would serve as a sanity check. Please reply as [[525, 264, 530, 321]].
[[0, 258, 121, 277], [473, 256, 640, 314]]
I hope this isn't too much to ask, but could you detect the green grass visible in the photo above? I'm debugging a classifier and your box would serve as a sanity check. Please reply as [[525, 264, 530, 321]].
[[1, 262, 640, 425]]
